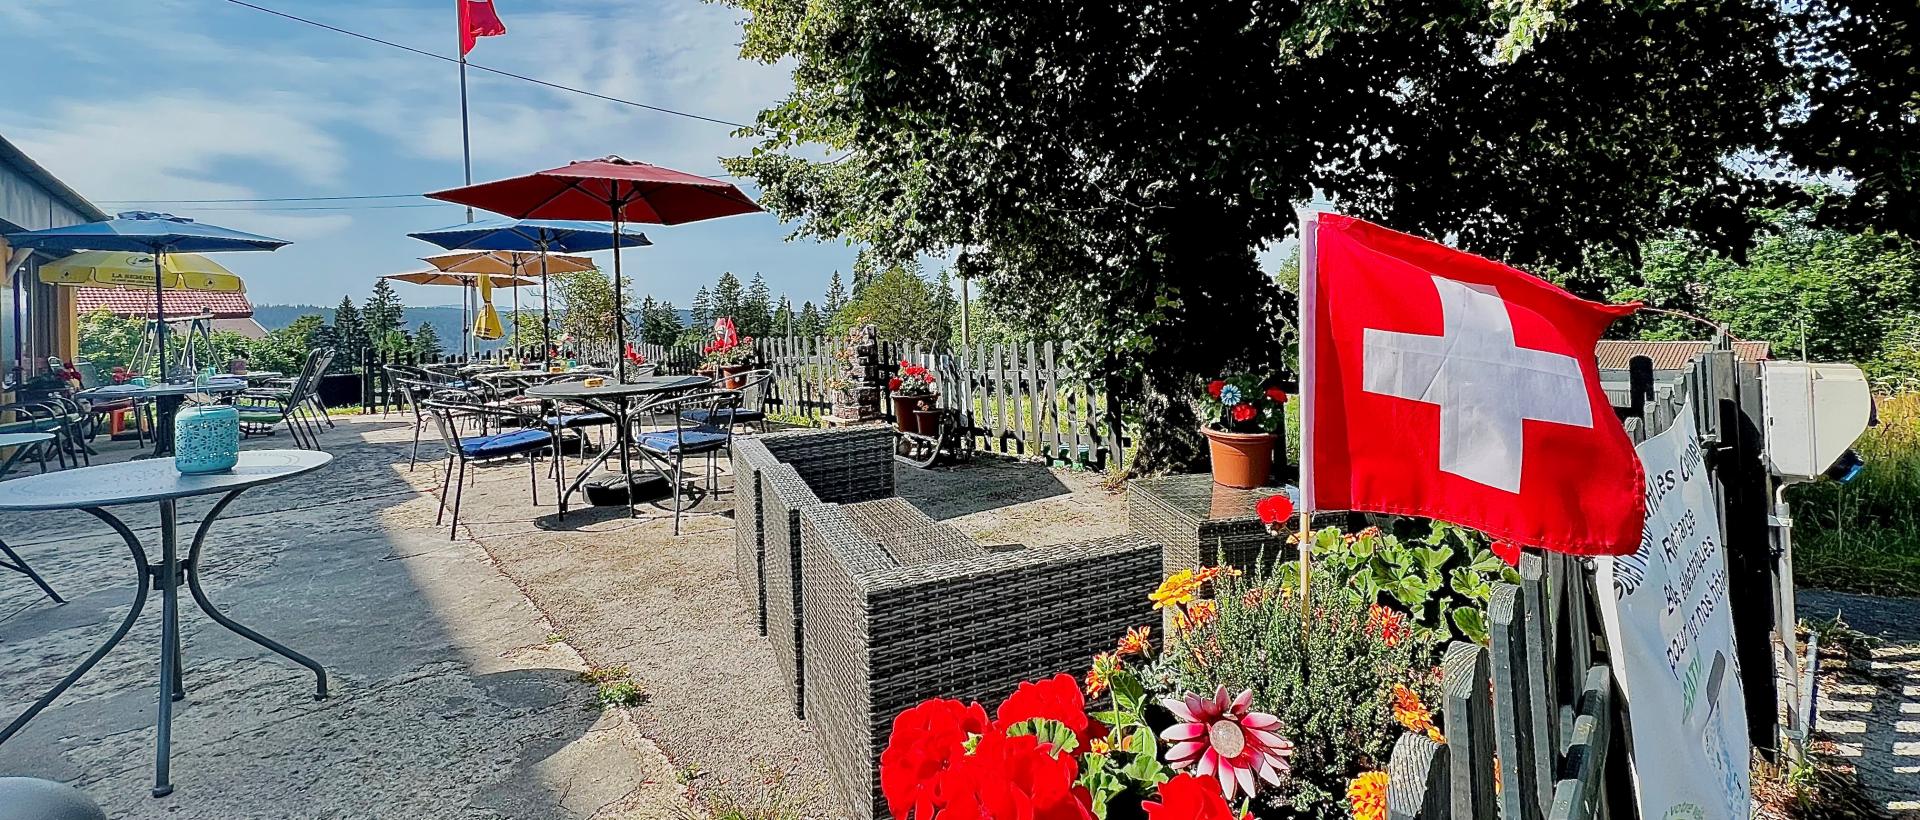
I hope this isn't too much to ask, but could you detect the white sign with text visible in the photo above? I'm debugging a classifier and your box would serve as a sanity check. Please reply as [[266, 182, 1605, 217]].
[[1597, 407, 1752, 820]]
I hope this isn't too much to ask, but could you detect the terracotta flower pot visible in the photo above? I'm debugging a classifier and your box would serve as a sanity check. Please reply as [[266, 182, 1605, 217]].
[[911, 407, 943, 436], [892, 393, 937, 434], [1201, 426, 1277, 489]]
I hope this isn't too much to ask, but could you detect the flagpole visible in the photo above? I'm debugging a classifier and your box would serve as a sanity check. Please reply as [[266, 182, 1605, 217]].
[[456, 1, 475, 359], [1296, 208, 1320, 619]]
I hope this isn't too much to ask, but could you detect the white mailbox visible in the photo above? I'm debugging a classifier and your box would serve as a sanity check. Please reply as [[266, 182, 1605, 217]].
[[1760, 361, 1874, 483]]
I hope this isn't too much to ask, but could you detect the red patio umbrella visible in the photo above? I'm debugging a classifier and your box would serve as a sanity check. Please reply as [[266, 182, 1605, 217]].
[[425, 156, 762, 380]]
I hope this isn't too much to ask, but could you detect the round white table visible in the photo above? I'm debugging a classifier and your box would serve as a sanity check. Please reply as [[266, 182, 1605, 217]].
[[77, 381, 249, 458], [0, 450, 334, 797]]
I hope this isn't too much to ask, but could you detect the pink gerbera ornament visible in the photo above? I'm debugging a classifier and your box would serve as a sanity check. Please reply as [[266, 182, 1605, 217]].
[[1159, 686, 1294, 801]]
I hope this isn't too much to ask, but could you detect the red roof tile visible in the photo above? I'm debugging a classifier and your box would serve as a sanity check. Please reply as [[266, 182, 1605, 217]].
[[73, 287, 254, 320], [1595, 339, 1771, 370]]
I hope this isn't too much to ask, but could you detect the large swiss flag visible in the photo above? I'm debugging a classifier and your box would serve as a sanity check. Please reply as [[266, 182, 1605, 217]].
[[1300, 213, 1644, 556]]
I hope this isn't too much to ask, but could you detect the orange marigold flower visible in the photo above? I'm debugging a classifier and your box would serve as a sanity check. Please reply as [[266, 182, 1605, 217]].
[[1085, 652, 1116, 696], [1367, 604, 1408, 648], [1174, 599, 1220, 632], [1392, 684, 1442, 741], [1347, 771, 1389, 820], [1116, 626, 1153, 658], [1150, 568, 1222, 610]]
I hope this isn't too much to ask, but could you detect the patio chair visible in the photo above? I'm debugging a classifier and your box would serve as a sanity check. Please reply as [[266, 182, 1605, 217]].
[[73, 360, 143, 446], [261, 349, 337, 429], [0, 401, 85, 470], [681, 368, 772, 434], [236, 349, 326, 449], [631, 389, 743, 535], [389, 373, 447, 470], [420, 398, 555, 539]]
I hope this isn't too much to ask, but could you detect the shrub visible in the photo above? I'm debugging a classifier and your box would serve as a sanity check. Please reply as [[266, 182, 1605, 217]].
[[1278, 521, 1522, 645], [1789, 392, 1920, 595]]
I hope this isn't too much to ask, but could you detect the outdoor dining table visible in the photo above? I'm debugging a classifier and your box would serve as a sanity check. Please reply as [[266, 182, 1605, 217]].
[[234, 370, 283, 384], [524, 374, 709, 516], [76, 380, 249, 459], [0, 450, 334, 798]]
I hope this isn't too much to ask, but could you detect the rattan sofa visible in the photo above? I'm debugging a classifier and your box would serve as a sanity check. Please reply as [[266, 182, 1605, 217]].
[[730, 426, 1162, 818]]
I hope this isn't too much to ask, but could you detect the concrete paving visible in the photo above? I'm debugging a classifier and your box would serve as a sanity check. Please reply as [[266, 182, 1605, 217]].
[[0, 417, 689, 819]]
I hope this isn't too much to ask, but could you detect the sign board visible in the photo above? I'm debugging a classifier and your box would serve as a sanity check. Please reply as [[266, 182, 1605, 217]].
[[1597, 406, 1752, 820]]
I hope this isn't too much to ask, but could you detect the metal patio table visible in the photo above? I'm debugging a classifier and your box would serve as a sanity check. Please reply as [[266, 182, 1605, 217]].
[[0, 450, 334, 797], [524, 375, 709, 516], [76, 380, 248, 459], [0, 432, 62, 603]]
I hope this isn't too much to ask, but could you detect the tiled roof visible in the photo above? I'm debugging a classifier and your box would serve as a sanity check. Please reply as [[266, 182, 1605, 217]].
[[72, 287, 255, 320], [1595, 339, 1771, 371]]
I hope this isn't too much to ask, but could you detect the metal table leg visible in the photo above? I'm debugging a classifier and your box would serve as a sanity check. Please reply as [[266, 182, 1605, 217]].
[[0, 539, 63, 604], [183, 491, 328, 699]]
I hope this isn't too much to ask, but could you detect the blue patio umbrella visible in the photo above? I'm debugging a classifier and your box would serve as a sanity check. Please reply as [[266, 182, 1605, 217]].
[[407, 218, 650, 363], [7, 212, 288, 379]]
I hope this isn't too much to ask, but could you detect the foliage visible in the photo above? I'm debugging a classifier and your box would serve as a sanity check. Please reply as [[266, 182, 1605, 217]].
[[1278, 522, 1522, 646], [76, 310, 148, 374], [363, 279, 406, 354], [1143, 567, 1437, 818], [888, 359, 937, 397], [332, 296, 367, 354], [797, 301, 827, 338], [252, 315, 327, 375], [1200, 375, 1287, 435], [639, 297, 685, 347], [711, 272, 745, 326], [824, 271, 848, 316], [1790, 392, 1920, 595], [741, 273, 775, 338], [691, 285, 715, 330], [722, 0, 1797, 473], [553, 269, 623, 349], [413, 321, 444, 360], [830, 264, 946, 343]]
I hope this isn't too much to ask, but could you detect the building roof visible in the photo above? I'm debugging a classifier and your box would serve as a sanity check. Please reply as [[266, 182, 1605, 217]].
[[0, 133, 108, 225], [73, 288, 255, 320], [1595, 339, 1771, 371]]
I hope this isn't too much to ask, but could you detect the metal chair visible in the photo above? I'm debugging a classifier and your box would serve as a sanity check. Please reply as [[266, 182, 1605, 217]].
[[680, 368, 772, 434], [633, 389, 743, 535], [421, 398, 555, 539], [235, 349, 327, 449]]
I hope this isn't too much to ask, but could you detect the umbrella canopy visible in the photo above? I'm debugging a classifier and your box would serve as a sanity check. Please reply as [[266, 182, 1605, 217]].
[[406, 218, 651, 254], [5, 211, 286, 379], [423, 250, 595, 277], [382, 270, 539, 288], [423, 157, 760, 224], [425, 156, 761, 378], [39, 251, 245, 293]]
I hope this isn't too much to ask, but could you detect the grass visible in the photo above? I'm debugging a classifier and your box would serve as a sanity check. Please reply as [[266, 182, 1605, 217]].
[[579, 664, 646, 709], [1789, 392, 1920, 595]]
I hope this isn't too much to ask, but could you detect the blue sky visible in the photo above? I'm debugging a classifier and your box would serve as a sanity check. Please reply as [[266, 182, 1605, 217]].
[[0, 0, 864, 310]]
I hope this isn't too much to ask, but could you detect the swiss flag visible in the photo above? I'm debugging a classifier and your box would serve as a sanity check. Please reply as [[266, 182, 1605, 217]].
[[1300, 213, 1644, 556], [460, 0, 507, 56]]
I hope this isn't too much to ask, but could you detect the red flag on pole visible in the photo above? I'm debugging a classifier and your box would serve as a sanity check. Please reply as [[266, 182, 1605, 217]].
[[1299, 212, 1644, 556], [459, 0, 507, 56]]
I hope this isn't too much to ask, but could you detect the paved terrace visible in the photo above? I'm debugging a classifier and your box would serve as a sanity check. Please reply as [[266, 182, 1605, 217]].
[[0, 414, 1125, 818]]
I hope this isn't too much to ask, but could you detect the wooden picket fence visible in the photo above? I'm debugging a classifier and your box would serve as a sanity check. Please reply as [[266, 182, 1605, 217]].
[[1386, 341, 1793, 820]]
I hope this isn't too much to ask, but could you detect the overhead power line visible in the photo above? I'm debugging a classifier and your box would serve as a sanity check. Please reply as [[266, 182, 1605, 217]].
[[217, 0, 759, 132], [97, 193, 423, 204], [171, 203, 456, 212]]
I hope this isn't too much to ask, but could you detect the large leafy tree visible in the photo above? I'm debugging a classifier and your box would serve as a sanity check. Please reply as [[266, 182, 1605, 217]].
[[1779, 0, 1919, 236], [722, 0, 1795, 471], [363, 280, 407, 355]]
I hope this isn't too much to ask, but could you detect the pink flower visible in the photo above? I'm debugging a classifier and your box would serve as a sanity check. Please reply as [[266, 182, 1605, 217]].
[[1159, 686, 1293, 801]]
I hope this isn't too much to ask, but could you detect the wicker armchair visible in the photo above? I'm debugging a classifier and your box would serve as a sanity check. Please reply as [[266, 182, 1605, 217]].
[[800, 512, 1160, 818]]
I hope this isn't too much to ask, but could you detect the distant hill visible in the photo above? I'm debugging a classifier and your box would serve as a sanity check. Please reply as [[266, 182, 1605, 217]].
[[253, 303, 695, 350]]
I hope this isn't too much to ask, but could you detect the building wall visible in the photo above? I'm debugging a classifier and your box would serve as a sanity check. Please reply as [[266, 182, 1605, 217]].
[[1, 141, 100, 384]]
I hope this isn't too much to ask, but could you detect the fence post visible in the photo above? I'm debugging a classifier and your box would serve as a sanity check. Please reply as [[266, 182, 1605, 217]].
[[1442, 641, 1497, 816], [1492, 581, 1547, 820], [1387, 733, 1449, 820], [360, 348, 374, 411], [1548, 666, 1614, 820]]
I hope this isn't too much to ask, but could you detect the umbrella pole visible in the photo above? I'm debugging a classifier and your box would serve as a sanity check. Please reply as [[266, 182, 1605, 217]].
[[539, 245, 552, 368], [612, 207, 627, 383], [512, 270, 521, 361], [153, 250, 168, 380]]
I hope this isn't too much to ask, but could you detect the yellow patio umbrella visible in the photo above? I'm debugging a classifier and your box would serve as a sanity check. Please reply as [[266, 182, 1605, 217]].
[[39, 251, 246, 293], [420, 252, 594, 356], [380, 269, 537, 359]]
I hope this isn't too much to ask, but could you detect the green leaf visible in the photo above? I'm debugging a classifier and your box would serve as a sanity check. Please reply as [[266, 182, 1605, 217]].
[[1452, 607, 1491, 645], [1004, 718, 1080, 757]]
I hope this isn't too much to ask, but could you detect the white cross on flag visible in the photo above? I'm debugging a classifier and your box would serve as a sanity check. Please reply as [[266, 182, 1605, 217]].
[[1300, 213, 1645, 556]]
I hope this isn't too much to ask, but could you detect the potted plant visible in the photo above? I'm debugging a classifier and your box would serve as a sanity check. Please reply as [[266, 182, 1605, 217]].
[[889, 360, 939, 435], [1199, 374, 1287, 488], [699, 317, 754, 388]]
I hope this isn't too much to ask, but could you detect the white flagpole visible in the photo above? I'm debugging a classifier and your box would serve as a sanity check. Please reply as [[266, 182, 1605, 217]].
[[1296, 208, 1320, 617]]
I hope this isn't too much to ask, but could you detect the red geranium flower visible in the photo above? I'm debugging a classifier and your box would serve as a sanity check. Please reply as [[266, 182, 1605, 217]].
[[941, 732, 1093, 820], [880, 699, 990, 820], [1207, 380, 1226, 398], [994, 673, 1103, 750], [889, 377, 904, 391], [1491, 539, 1523, 568], [1143, 774, 1241, 820], [1255, 494, 1294, 527], [1231, 403, 1256, 423], [1265, 387, 1289, 404]]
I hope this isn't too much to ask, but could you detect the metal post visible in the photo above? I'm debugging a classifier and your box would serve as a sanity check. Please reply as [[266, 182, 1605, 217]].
[[538, 242, 553, 367], [611, 204, 627, 383], [959, 276, 971, 349], [152, 499, 181, 797], [153, 250, 168, 381]]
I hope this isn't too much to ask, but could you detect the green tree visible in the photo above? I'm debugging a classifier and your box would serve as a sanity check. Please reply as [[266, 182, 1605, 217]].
[[772, 296, 796, 338], [798, 300, 826, 338], [711, 272, 744, 324], [77, 310, 146, 374], [363, 279, 406, 354], [331, 296, 367, 353], [640, 297, 684, 347], [414, 321, 444, 360], [931, 269, 957, 345], [741, 273, 775, 337], [690, 285, 714, 330], [253, 315, 327, 375], [824, 271, 848, 315], [723, 0, 1796, 471], [555, 269, 621, 348], [831, 265, 942, 342]]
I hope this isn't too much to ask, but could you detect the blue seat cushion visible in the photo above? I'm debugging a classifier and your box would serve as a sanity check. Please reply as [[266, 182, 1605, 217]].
[[636, 429, 730, 455], [545, 412, 614, 428], [678, 408, 764, 426], [460, 428, 554, 459]]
